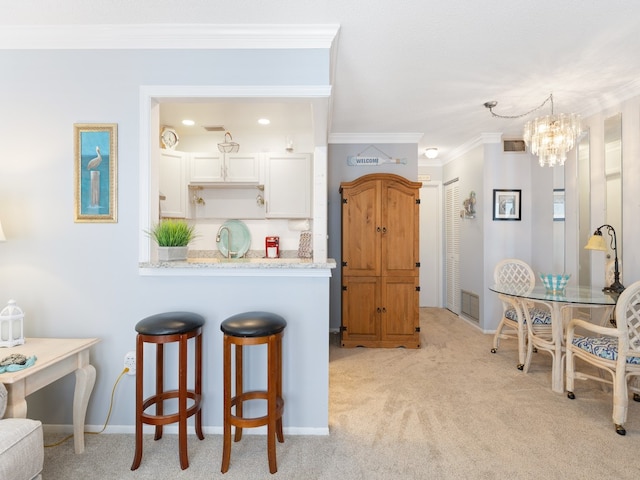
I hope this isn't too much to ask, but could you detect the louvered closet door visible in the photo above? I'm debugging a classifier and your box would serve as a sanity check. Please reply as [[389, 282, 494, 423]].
[[444, 181, 460, 314]]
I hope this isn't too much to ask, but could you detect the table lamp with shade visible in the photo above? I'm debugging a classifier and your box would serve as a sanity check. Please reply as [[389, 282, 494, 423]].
[[0, 219, 5, 242], [584, 224, 625, 294]]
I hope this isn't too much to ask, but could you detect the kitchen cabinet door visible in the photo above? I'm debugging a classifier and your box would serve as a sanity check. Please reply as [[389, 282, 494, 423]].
[[225, 153, 260, 183], [190, 152, 224, 183], [159, 149, 187, 218], [264, 153, 312, 218], [189, 152, 259, 184]]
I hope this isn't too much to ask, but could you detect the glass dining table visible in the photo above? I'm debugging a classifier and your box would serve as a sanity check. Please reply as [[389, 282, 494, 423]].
[[489, 284, 618, 393]]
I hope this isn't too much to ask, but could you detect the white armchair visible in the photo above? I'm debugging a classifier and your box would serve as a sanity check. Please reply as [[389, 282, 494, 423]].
[[0, 383, 43, 480], [491, 259, 551, 370], [566, 280, 640, 435]]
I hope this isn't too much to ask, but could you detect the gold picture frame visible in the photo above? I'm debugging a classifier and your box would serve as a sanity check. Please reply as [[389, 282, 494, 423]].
[[74, 123, 117, 222]]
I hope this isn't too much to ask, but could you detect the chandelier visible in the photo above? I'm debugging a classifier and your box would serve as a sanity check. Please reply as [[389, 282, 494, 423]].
[[484, 94, 581, 167]]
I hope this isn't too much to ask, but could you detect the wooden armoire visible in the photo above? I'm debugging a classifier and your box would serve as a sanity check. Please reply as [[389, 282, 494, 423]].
[[339, 173, 421, 348]]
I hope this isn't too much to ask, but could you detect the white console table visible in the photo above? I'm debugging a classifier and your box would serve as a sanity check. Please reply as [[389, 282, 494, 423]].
[[0, 337, 99, 453]]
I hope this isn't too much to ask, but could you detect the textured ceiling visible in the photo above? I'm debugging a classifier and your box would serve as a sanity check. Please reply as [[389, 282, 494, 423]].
[[4, 0, 640, 160]]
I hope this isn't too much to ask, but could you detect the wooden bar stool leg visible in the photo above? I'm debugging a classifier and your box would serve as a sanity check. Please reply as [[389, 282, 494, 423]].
[[276, 333, 284, 443], [195, 331, 204, 440], [267, 334, 278, 474], [234, 343, 243, 442], [221, 335, 232, 474], [178, 334, 189, 470], [154, 343, 164, 441], [131, 334, 144, 470]]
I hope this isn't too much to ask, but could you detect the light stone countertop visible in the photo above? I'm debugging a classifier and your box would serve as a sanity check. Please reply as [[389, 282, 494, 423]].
[[139, 250, 337, 271]]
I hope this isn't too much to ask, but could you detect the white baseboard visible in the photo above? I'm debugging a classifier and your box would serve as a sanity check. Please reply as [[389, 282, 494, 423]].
[[43, 424, 330, 436]]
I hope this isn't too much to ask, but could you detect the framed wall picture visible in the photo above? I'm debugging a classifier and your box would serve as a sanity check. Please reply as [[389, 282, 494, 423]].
[[553, 189, 565, 221], [74, 123, 117, 222], [493, 189, 521, 221]]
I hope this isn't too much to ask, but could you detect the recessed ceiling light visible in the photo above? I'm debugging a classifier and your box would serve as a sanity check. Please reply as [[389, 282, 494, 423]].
[[182, 119, 195, 126], [258, 118, 271, 125]]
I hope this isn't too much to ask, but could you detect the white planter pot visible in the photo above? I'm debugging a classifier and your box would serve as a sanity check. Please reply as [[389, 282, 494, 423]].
[[157, 246, 188, 262]]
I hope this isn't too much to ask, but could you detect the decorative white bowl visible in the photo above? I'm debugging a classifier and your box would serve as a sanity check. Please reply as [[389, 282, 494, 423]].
[[539, 273, 571, 294]]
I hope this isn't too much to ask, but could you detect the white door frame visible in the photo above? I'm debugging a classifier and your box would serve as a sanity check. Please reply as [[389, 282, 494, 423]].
[[419, 181, 443, 307]]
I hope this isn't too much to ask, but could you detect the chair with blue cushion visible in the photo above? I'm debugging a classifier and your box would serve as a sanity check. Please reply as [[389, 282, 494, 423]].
[[566, 280, 640, 435], [491, 259, 552, 370]]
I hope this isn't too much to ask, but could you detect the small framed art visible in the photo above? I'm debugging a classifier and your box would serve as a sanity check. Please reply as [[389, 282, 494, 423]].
[[74, 123, 117, 222], [493, 189, 521, 221]]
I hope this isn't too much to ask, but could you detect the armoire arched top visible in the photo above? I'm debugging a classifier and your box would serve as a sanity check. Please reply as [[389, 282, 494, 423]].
[[339, 173, 422, 193]]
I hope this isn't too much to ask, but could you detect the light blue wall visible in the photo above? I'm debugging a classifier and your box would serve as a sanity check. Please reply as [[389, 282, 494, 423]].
[[0, 48, 332, 431]]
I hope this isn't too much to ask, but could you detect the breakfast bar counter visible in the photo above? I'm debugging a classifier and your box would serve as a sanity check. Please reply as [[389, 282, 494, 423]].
[[139, 250, 336, 276], [137, 249, 336, 434]]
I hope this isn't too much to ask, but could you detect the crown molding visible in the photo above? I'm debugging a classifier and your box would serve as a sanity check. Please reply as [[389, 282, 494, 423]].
[[328, 133, 423, 144], [141, 84, 332, 100], [0, 24, 340, 50], [440, 133, 502, 165]]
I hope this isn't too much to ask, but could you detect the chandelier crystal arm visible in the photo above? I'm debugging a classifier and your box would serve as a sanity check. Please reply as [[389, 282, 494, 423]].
[[484, 94, 554, 119]]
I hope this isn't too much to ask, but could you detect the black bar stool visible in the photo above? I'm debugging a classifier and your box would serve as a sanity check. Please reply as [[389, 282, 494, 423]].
[[131, 311, 205, 471], [220, 311, 286, 474]]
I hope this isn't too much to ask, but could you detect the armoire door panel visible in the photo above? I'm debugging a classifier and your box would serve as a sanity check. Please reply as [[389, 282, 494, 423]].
[[382, 180, 420, 276], [382, 277, 419, 337], [341, 181, 381, 276], [341, 276, 380, 342]]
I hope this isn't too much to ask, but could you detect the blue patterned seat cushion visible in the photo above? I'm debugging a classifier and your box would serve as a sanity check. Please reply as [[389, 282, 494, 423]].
[[505, 307, 551, 325], [571, 336, 640, 365]]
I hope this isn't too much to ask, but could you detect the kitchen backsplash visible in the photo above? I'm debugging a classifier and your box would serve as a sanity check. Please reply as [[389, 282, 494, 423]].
[[187, 218, 311, 255]]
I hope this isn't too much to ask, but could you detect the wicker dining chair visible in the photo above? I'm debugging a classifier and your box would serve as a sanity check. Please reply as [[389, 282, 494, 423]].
[[566, 280, 640, 435], [491, 259, 551, 370]]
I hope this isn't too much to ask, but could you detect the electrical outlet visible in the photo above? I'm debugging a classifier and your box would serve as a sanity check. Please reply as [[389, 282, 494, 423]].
[[123, 351, 136, 376]]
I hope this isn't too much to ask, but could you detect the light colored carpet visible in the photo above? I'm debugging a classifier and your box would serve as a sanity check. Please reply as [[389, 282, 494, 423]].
[[43, 308, 640, 479]]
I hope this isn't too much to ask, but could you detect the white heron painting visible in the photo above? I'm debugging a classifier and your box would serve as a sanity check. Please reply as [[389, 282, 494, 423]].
[[74, 123, 117, 222]]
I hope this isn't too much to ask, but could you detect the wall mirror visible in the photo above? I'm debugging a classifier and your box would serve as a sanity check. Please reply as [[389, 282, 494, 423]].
[[577, 129, 591, 286], [552, 165, 565, 272], [604, 113, 622, 284]]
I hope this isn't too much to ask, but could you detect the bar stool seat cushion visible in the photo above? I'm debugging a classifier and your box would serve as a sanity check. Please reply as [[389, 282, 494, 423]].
[[136, 312, 205, 336], [220, 311, 286, 337]]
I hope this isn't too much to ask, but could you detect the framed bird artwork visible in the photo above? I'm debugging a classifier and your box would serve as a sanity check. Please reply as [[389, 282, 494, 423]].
[[74, 123, 117, 222]]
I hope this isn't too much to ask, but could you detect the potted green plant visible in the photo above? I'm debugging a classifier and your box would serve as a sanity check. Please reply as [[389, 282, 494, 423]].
[[147, 219, 197, 261]]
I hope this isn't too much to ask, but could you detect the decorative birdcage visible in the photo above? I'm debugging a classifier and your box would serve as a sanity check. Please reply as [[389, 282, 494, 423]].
[[0, 299, 25, 348], [217, 131, 240, 153]]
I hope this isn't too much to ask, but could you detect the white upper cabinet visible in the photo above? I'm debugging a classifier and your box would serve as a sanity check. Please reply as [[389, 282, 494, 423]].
[[264, 153, 312, 218], [189, 152, 260, 184], [159, 149, 187, 218]]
